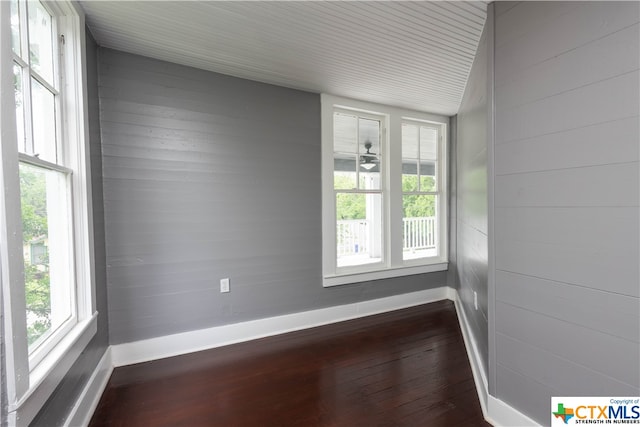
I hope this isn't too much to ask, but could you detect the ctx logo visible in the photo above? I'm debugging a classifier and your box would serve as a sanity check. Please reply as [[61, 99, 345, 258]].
[[553, 402, 609, 424], [575, 405, 609, 419]]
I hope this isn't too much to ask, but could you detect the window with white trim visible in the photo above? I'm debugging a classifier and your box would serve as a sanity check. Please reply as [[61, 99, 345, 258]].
[[1, 0, 96, 424], [322, 95, 448, 287]]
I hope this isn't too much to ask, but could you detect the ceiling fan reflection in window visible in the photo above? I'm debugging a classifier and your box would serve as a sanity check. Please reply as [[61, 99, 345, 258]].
[[360, 141, 379, 170]]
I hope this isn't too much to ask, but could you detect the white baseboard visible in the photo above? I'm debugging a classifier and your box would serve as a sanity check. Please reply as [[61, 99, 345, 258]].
[[69, 286, 540, 427], [111, 286, 451, 367], [488, 394, 540, 427], [452, 291, 489, 416], [451, 289, 540, 427], [63, 347, 113, 427]]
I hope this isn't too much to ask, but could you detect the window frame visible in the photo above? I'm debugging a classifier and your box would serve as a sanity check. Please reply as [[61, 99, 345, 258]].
[[0, 1, 97, 425], [321, 94, 448, 287]]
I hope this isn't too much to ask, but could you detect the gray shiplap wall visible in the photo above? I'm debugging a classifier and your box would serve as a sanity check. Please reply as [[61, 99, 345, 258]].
[[493, 2, 640, 423], [98, 49, 448, 345], [454, 16, 489, 377], [30, 29, 110, 427], [1, 264, 5, 427]]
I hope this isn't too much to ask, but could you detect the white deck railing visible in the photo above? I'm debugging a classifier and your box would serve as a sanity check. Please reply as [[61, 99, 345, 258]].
[[337, 220, 369, 257], [337, 217, 436, 257], [402, 216, 436, 251]]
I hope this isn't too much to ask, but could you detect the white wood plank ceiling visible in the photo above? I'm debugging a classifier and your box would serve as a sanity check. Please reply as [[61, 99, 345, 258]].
[[80, 1, 487, 116]]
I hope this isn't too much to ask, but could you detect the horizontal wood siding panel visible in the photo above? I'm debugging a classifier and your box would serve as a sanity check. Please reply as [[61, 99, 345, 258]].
[[497, 333, 639, 397], [494, 116, 639, 175], [496, 70, 639, 145], [99, 49, 447, 345], [495, 162, 639, 207], [496, 302, 640, 386], [496, 270, 639, 343], [495, 365, 554, 424], [495, 207, 639, 297], [493, 3, 640, 423], [495, 2, 639, 85], [496, 24, 639, 109]]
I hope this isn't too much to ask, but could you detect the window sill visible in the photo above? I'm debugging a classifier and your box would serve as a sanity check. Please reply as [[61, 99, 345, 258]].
[[323, 262, 448, 287], [8, 312, 98, 426]]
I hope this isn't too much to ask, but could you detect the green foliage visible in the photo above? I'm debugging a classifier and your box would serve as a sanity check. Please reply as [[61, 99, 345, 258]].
[[335, 174, 436, 220], [24, 263, 51, 345], [403, 175, 435, 218], [20, 165, 51, 345], [335, 174, 364, 220], [403, 194, 435, 218], [336, 193, 365, 220], [20, 167, 47, 241]]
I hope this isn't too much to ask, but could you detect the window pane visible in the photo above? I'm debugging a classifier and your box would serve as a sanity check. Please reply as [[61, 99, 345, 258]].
[[14, 63, 26, 153], [419, 161, 436, 192], [358, 167, 380, 190], [359, 118, 380, 157], [358, 118, 380, 189], [31, 78, 57, 163], [419, 126, 437, 161], [359, 119, 380, 173], [334, 113, 357, 154], [402, 123, 419, 192], [334, 162, 357, 190], [403, 195, 437, 261], [336, 193, 382, 268], [20, 163, 73, 351], [28, 0, 55, 84], [11, 0, 21, 55], [419, 127, 438, 191]]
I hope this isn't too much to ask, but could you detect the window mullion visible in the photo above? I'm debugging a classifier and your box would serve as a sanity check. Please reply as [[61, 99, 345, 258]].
[[12, 53, 27, 68], [387, 114, 403, 267], [30, 70, 59, 96], [21, 66, 34, 155], [18, 152, 72, 174], [21, 0, 35, 156]]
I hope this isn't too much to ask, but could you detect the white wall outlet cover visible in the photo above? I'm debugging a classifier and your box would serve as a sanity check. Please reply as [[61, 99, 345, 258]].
[[220, 278, 230, 293]]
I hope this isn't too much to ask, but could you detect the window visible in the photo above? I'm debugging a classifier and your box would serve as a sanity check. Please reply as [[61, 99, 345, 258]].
[[1, 0, 96, 424], [401, 121, 440, 261], [322, 95, 448, 286]]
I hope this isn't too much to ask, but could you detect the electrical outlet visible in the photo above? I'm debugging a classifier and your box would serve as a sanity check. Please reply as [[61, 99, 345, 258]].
[[220, 278, 230, 293], [473, 291, 478, 310]]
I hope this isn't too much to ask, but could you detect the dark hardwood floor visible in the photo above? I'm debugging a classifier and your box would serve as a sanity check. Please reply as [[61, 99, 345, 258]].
[[90, 300, 490, 426]]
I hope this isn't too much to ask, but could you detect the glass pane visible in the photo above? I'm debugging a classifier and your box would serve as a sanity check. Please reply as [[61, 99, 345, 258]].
[[403, 195, 437, 261], [336, 192, 382, 268], [402, 123, 419, 159], [402, 123, 419, 192], [420, 161, 436, 192], [358, 164, 380, 190], [358, 118, 381, 188], [334, 156, 357, 190], [419, 126, 438, 192], [334, 113, 357, 154], [28, 0, 55, 84], [20, 163, 73, 351], [402, 163, 418, 192], [11, 0, 21, 55], [14, 63, 26, 153], [359, 118, 380, 157], [31, 78, 57, 163], [419, 126, 438, 161]]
